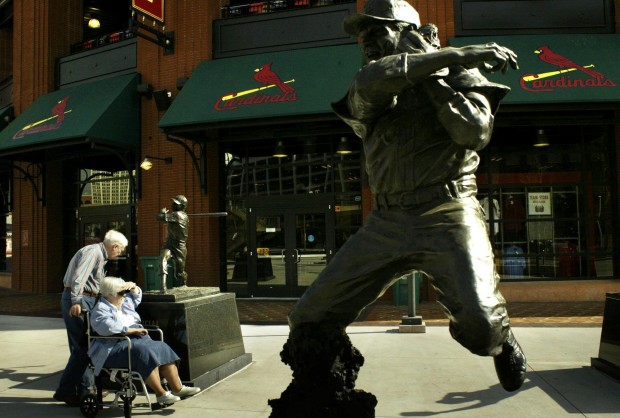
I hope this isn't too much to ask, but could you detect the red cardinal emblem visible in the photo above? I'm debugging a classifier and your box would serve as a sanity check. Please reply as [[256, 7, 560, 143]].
[[52, 96, 70, 126], [534, 46, 604, 79], [253, 63, 295, 94]]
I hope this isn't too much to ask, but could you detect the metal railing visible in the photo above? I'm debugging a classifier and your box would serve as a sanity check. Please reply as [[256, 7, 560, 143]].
[[221, 0, 354, 19], [70, 28, 135, 54]]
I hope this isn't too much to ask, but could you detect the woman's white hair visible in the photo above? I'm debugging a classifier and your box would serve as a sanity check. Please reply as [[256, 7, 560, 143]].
[[100, 276, 126, 297]]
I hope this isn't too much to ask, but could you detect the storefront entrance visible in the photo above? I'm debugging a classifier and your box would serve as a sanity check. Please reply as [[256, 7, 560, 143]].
[[78, 204, 133, 280], [245, 196, 335, 297], [224, 135, 363, 298]]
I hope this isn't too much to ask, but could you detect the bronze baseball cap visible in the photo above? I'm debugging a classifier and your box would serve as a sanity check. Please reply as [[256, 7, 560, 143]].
[[343, 0, 421, 36]]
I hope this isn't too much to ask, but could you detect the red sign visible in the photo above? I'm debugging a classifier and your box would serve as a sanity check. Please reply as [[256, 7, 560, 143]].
[[132, 0, 165, 23]]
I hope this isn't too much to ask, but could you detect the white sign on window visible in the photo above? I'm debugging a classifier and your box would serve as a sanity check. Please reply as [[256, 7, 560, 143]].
[[527, 192, 552, 216]]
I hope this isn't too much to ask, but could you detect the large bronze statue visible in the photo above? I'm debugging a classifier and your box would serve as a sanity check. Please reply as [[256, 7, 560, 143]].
[[157, 195, 189, 292], [269, 1, 526, 416]]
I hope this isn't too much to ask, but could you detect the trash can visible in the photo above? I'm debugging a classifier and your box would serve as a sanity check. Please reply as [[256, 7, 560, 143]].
[[140, 256, 173, 291], [393, 271, 422, 306]]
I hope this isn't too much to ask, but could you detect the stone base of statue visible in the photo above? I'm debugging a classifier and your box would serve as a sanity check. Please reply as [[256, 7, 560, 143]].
[[268, 322, 377, 418], [137, 287, 252, 389], [591, 292, 620, 380]]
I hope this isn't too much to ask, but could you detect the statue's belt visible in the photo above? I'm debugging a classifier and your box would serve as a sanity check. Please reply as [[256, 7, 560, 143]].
[[374, 179, 477, 210]]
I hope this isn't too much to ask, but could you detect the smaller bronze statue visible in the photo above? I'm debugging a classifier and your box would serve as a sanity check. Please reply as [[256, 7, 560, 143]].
[[157, 195, 189, 293]]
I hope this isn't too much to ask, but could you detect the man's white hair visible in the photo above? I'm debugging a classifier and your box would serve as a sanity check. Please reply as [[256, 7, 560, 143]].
[[103, 230, 128, 248]]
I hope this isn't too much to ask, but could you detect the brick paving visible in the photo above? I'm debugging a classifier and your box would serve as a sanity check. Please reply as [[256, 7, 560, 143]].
[[0, 287, 605, 326]]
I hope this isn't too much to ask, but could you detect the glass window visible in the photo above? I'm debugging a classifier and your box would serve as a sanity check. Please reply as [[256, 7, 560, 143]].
[[478, 125, 615, 280], [72, 0, 132, 53], [80, 169, 132, 206]]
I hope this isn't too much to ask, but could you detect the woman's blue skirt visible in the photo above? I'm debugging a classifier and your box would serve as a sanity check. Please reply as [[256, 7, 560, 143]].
[[104, 336, 180, 380]]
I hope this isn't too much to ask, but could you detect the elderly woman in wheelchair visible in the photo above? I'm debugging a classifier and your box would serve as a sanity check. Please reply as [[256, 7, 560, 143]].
[[88, 276, 200, 405]]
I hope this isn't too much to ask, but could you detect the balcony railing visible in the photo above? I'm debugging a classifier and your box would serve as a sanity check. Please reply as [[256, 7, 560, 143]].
[[70, 29, 135, 54], [221, 0, 354, 19]]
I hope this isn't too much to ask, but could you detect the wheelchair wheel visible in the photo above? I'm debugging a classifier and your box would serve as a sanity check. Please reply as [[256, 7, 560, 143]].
[[119, 380, 137, 402], [123, 397, 132, 418], [80, 394, 99, 418]]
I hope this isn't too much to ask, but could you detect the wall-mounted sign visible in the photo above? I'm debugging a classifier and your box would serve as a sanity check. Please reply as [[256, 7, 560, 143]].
[[527, 192, 552, 216], [132, 0, 165, 23]]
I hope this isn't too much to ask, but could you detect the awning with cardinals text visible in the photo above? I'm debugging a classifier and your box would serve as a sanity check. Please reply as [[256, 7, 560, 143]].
[[448, 34, 620, 105], [158, 44, 363, 132], [0, 73, 140, 161]]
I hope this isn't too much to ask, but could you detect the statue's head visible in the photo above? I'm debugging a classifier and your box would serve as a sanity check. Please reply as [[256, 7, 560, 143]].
[[172, 195, 188, 211], [418, 23, 440, 50], [343, 0, 420, 37], [344, 0, 421, 63]]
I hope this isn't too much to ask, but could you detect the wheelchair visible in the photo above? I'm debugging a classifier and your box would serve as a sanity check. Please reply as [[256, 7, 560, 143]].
[[80, 312, 172, 418]]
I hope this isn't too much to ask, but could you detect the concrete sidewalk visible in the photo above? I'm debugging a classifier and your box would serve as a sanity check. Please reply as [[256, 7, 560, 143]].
[[1, 315, 619, 417]]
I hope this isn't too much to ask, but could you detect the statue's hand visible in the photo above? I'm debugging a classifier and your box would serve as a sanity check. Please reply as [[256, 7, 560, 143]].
[[458, 43, 519, 74], [161, 208, 168, 214]]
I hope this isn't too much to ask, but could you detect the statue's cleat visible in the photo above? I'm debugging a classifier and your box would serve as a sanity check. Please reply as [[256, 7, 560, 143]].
[[493, 330, 527, 392]]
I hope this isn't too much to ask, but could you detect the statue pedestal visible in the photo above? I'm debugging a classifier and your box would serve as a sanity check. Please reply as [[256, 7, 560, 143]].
[[592, 292, 620, 380], [138, 287, 252, 389]]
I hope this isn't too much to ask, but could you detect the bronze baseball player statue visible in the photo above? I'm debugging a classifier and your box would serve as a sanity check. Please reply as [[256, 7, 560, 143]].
[[269, 1, 526, 416], [157, 195, 189, 292]]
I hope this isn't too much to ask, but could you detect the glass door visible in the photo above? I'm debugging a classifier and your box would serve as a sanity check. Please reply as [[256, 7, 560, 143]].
[[78, 205, 133, 280], [248, 199, 334, 297]]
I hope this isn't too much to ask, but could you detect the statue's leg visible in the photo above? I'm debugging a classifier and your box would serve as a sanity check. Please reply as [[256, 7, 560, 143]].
[[270, 211, 412, 417], [177, 247, 188, 286], [420, 197, 509, 356], [420, 196, 526, 391], [159, 249, 172, 293]]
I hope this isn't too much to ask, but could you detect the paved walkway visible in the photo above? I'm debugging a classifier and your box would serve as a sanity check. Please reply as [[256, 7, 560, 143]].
[[0, 287, 606, 326], [1, 315, 619, 417]]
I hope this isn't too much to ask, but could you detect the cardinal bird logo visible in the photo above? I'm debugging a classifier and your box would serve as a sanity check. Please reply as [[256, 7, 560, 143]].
[[13, 96, 73, 139], [214, 62, 297, 111], [254, 63, 295, 94], [534, 46, 604, 79], [520, 45, 616, 93]]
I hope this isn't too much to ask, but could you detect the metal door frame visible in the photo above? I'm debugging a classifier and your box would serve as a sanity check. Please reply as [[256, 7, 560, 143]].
[[247, 194, 335, 297]]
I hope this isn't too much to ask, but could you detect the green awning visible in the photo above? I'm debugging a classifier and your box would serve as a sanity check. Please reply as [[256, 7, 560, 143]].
[[448, 34, 620, 105], [0, 73, 140, 160], [159, 44, 362, 132]]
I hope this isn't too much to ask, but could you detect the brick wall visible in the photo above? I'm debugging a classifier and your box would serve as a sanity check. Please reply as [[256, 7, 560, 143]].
[[10, 0, 81, 292], [135, 1, 223, 288]]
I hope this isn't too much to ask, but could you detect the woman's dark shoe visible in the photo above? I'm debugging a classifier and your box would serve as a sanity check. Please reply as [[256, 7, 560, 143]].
[[493, 330, 527, 392]]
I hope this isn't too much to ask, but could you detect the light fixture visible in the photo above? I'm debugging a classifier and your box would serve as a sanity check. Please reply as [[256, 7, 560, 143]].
[[534, 129, 550, 147], [88, 17, 100, 29], [336, 137, 352, 154], [137, 83, 153, 99], [153, 89, 172, 111], [273, 141, 287, 158], [140, 156, 172, 171]]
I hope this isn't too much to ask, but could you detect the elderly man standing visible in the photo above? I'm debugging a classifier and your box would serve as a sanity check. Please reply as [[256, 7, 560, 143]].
[[53, 229, 128, 406], [270, 1, 525, 416]]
